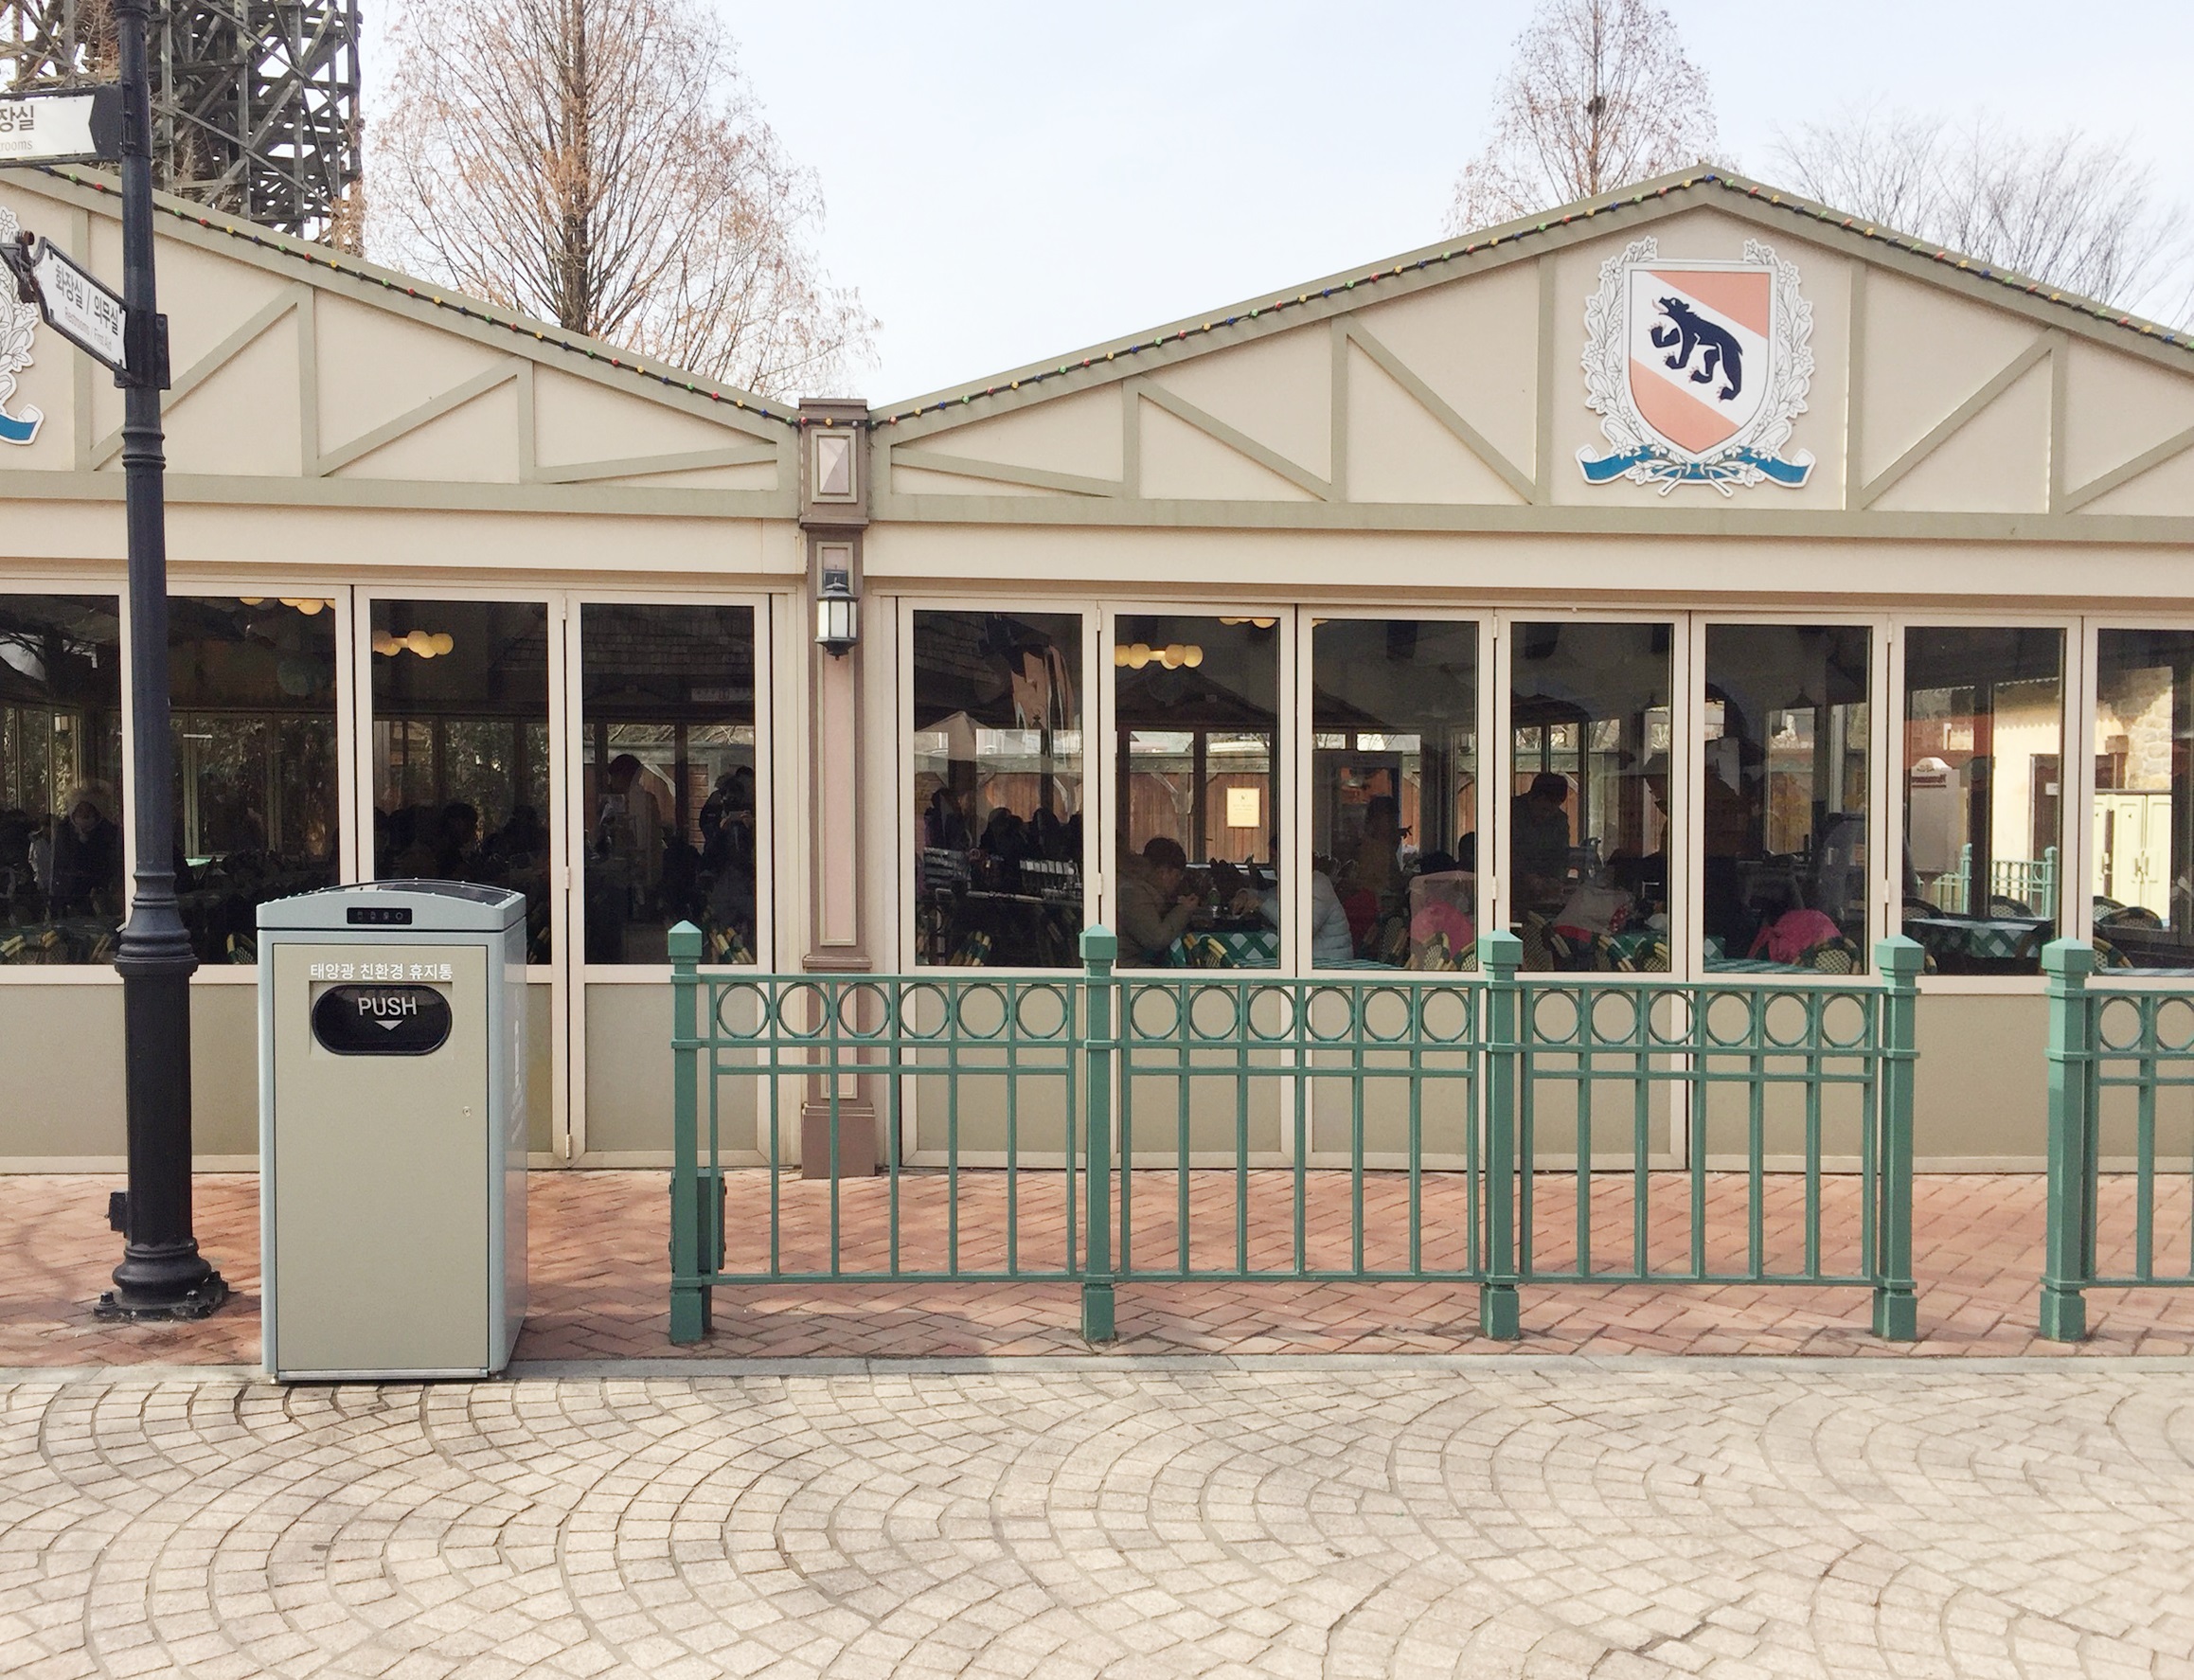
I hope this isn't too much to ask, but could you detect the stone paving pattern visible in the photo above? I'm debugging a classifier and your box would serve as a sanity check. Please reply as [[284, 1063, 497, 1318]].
[[4, 1362, 2194, 1678], [2, 1171, 2190, 1367]]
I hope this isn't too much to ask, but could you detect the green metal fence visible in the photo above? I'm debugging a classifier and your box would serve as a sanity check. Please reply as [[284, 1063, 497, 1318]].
[[669, 923, 1922, 1346], [2040, 938, 2194, 1340]]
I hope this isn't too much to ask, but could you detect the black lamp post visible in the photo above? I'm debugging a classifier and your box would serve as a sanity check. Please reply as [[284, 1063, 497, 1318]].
[[94, 0, 226, 1321]]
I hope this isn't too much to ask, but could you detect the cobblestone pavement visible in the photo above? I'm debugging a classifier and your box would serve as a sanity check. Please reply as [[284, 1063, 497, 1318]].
[[4, 1362, 2193, 1679], [5, 1171, 2191, 1366]]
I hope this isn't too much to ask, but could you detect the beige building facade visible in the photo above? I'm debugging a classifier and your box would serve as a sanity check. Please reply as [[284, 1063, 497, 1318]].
[[4, 165, 2192, 1171]]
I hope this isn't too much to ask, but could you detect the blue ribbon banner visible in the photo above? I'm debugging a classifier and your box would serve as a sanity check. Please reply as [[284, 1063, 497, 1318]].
[[0, 405, 41, 445], [1579, 444, 1811, 489]]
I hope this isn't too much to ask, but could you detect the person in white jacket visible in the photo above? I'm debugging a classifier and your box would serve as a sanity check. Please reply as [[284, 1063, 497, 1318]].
[[1232, 842, 1356, 965]]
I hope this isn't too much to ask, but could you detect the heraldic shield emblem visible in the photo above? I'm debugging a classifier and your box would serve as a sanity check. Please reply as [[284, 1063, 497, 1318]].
[[0, 206, 43, 447], [1579, 236, 1813, 493]]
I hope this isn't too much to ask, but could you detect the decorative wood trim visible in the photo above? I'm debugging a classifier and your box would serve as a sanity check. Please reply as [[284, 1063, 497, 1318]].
[[514, 359, 537, 484], [535, 441, 779, 485], [2060, 421, 2194, 514], [313, 362, 519, 476], [1329, 316, 1350, 502], [90, 285, 310, 468], [858, 484, 2194, 544], [2046, 329, 2070, 512], [1342, 317, 1536, 503], [1121, 378, 1141, 498], [1128, 377, 1331, 500], [1845, 263, 1866, 510], [294, 286, 320, 475], [0, 464, 795, 520], [1535, 257, 1559, 501], [1854, 333, 2053, 509], [885, 447, 1118, 497]]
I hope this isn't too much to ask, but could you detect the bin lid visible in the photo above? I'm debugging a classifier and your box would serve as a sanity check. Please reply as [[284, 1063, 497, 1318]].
[[256, 880, 528, 934]]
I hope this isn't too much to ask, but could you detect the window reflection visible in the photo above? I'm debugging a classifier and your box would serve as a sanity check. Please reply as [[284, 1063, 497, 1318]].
[[1901, 627, 2063, 975], [171, 597, 340, 964], [0, 595, 123, 964], [1115, 616, 1279, 969], [913, 611, 1083, 967], [1311, 619, 1478, 970], [1509, 622, 1671, 972], [581, 604, 757, 965], [2093, 630, 2194, 971], [1702, 625, 1870, 973], [371, 599, 552, 961]]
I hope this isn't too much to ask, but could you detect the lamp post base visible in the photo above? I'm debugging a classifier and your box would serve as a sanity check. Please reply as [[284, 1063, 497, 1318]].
[[96, 1272, 229, 1322]]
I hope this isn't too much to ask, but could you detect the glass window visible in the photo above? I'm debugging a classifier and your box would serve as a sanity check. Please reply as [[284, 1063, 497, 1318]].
[[0, 595, 124, 965], [912, 610, 1082, 967], [580, 603, 757, 966], [1115, 615, 1279, 970], [170, 597, 341, 965], [1901, 627, 2063, 975], [2094, 629, 2194, 970], [1311, 618, 1478, 970], [1509, 621, 1671, 972], [1702, 625, 1871, 973], [371, 599, 552, 961]]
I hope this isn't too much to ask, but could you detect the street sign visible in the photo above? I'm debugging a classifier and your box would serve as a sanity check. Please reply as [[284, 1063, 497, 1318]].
[[28, 238, 127, 374], [0, 86, 124, 166]]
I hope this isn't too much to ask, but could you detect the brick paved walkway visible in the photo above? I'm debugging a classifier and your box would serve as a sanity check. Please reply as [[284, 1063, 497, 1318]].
[[4, 1170, 2191, 1366], [6, 1362, 2194, 1679]]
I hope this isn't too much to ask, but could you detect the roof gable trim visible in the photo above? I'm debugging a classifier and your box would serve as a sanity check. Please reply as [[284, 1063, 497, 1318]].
[[877, 170, 2193, 434]]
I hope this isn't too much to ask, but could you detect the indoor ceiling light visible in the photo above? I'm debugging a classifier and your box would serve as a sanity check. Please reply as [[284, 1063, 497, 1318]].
[[371, 629, 454, 658]]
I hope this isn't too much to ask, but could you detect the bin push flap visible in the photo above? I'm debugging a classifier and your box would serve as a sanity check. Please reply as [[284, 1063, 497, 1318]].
[[312, 985, 454, 1056]]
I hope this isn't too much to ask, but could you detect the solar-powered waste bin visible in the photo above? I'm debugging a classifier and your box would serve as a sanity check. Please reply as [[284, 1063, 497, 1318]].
[[258, 882, 528, 1381]]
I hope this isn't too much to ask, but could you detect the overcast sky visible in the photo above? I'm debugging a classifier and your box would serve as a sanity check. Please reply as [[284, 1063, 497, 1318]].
[[370, 3, 2194, 403]]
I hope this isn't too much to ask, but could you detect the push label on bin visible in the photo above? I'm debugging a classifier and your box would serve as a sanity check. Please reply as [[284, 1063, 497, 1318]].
[[312, 985, 453, 1056]]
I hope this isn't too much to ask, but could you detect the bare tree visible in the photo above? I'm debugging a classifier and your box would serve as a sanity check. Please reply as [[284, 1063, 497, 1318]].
[[1444, 0, 1717, 236], [371, 0, 874, 398], [1771, 108, 2192, 329]]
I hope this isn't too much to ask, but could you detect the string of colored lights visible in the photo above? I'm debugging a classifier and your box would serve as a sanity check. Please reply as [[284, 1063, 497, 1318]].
[[31, 165, 798, 428], [868, 170, 2193, 431]]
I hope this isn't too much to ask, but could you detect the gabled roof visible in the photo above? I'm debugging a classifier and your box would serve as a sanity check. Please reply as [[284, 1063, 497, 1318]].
[[873, 167, 2194, 431], [27, 163, 796, 429]]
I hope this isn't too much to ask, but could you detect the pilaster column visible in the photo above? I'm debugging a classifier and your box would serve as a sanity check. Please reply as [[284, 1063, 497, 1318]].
[[797, 399, 874, 1177]]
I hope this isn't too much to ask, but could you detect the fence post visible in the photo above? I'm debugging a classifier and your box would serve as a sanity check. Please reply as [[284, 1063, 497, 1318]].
[[2039, 938, 2097, 1341], [1871, 935, 1922, 1341], [668, 920, 709, 1345], [1478, 930, 1524, 1340], [1081, 926, 1118, 1344]]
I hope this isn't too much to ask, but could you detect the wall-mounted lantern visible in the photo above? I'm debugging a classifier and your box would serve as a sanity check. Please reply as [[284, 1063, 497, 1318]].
[[815, 549, 859, 656]]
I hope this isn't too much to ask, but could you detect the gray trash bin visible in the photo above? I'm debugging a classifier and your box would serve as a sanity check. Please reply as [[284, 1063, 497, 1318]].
[[257, 882, 528, 1381]]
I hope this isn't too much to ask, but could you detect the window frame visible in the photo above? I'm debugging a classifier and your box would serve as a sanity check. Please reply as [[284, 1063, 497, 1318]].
[[564, 587, 778, 985], [1099, 599, 1297, 969], [1886, 611, 2084, 995], [1293, 606, 1493, 976], [897, 595, 1101, 973], [158, 580, 356, 987], [1490, 606, 1694, 977], [0, 574, 134, 987], [2078, 612, 2194, 987], [1684, 612, 1890, 984]]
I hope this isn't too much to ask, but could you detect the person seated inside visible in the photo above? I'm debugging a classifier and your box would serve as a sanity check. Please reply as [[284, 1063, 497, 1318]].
[[1227, 835, 1352, 965], [1510, 773, 1572, 916], [47, 783, 125, 920], [1118, 836, 1202, 967]]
